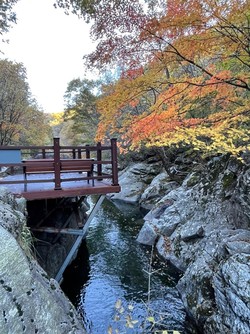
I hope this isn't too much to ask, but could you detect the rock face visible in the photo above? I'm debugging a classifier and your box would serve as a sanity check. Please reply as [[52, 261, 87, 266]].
[[108, 161, 163, 203], [134, 156, 250, 333], [0, 187, 85, 334], [27, 198, 88, 278]]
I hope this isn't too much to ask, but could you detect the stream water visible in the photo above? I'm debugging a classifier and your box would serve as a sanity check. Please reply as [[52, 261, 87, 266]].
[[62, 197, 193, 334]]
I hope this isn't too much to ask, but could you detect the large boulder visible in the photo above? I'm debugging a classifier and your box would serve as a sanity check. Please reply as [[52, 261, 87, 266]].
[[0, 188, 85, 333], [139, 171, 179, 210], [137, 156, 250, 333], [109, 161, 162, 203]]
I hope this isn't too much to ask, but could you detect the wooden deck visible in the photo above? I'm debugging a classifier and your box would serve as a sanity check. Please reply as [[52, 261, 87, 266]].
[[1, 173, 120, 200], [0, 138, 120, 201]]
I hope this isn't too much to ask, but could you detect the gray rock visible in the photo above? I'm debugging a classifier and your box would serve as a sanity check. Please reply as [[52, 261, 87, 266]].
[[136, 221, 158, 246], [140, 171, 178, 209], [109, 162, 163, 203], [136, 156, 250, 333], [225, 240, 250, 255], [143, 199, 175, 221], [180, 225, 205, 242], [156, 236, 186, 272], [160, 221, 179, 237], [0, 188, 85, 333], [0, 226, 84, 334], [207, 253, 250, 334], [177, 255, 215, 325]]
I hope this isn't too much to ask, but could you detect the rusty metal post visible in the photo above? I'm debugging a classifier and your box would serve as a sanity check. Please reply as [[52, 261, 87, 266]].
[[53, 138, 61, 190], [111, 138, 119, 186], [97, 142, 102, 180]]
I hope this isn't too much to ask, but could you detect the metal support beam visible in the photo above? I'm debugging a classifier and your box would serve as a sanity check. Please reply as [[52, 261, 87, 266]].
[[31, 227, 86, 236], [54, 195, 105, 283]]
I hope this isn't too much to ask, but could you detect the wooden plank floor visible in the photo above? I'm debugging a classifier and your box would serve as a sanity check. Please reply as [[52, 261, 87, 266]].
[[0, 173, 121, 200]]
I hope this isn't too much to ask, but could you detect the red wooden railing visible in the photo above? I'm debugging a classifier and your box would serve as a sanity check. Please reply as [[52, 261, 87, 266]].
[[0, 138, 119, 190]]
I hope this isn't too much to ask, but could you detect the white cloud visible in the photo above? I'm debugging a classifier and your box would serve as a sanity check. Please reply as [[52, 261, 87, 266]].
[[0, 0, 96, 113]]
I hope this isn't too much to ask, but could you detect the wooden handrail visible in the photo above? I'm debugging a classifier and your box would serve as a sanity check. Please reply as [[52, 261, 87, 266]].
[[0, 138, 119, 190]]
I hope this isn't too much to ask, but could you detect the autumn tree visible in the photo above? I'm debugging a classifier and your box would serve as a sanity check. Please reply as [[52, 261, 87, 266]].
[[0, 59, 30, 145], [49, 111, 80, 145], [55, 0, 250, 157], [19, 102, 52, 146], [49, 112, 65, 139], [0, 59, 52, 145]]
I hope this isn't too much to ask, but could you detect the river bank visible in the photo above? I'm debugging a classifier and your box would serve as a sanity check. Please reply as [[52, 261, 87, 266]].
[[62, 197, 196, 333], [0, 151, 249, 334], [0, 187, 85, 334], [110, 154, 250, 333]]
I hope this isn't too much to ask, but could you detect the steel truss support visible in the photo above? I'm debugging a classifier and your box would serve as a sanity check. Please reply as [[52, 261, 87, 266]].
[[54, 195, 105, 283]]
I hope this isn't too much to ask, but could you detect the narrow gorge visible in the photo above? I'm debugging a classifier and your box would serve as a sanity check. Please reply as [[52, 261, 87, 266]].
[[0, 152, 250, 333]]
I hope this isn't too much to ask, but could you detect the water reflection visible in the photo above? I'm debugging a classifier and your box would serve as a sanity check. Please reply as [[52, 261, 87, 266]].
[[62, 198, 187, 334]]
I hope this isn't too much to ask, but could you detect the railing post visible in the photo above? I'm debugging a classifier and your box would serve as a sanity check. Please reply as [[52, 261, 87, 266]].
[[86, 145, 90, 159], [97, 142, 102, 180], [111, 138, 119, 186], [42, 148, 46, 159], [77, 148, 81, 159], [72, 149, 76, 159], [53, 138, 61, 190]]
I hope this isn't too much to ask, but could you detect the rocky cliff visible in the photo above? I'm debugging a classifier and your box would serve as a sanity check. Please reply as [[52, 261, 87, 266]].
[[112, 155, 250, 333], [0, 187, 85, 334]]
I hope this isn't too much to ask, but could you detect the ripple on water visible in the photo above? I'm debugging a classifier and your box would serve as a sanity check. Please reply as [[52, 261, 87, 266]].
[[64, 198, 190, 334]]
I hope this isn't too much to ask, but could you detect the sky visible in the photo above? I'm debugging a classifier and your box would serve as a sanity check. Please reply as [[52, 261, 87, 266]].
[[0, 0, 96, 113]]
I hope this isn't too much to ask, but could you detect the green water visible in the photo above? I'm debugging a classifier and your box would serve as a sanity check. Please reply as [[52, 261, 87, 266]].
[[63, 198, 191, 334]]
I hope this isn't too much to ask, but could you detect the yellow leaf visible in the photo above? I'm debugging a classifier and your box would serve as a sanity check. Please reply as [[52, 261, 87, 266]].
[[119, 306, 125, 314], [126, 322, 134, 329], [115, 299, 122, 310], [128, 304, 134, 311], [147, 316, 155, 323], [125, 315, 134, 328]]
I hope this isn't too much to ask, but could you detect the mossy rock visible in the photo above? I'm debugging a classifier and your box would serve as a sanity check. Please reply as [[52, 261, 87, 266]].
[[222, 171, 236, 189], [186, 173, 201, 187]]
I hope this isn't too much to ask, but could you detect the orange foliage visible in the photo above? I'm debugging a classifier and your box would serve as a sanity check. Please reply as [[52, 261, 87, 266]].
[[92, 0, 250, 156]]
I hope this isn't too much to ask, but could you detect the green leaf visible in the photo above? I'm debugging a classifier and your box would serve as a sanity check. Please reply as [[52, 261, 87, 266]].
[[147, 316, 155, 323]]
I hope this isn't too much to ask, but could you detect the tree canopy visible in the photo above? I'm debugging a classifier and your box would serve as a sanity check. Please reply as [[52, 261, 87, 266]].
[[0, 59, 51, 145], [63, 78, 99, 144], [57, 0, 250, 157], [19, 102, 52, 146], [0, 0, 17, 39], [2, 0, 249, 156], [0, 59, 30, 144]]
